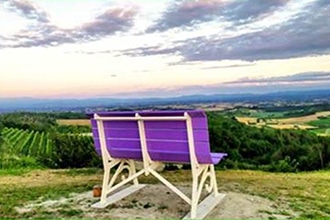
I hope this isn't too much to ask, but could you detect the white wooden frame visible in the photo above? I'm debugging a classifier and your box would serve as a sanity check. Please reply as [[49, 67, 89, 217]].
[[91, 113, 226, 219]]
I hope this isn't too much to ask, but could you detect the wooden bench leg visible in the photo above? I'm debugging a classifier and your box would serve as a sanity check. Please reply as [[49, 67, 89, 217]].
[[147, 164, 225, 219], [92, 159, 146, 208], [183, 164, 226, 219]]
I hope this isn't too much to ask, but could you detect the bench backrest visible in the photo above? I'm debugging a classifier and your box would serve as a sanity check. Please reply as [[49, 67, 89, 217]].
[[89, 110, 214, 164]]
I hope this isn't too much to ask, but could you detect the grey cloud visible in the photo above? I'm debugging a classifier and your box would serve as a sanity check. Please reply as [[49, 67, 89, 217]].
[[226, 72, 330, 84], [126, 0, 330, 62], [3, 0, 49, 23], [182, 1, 330, 62], [12, 27, 76, 48], [200, 63, 256, 70], [148, 0, 226, 32], [79, 7, 138, 37], [1, 1, 138, 48], [223, 0, 289, 24], [148, 0, 289, 32]]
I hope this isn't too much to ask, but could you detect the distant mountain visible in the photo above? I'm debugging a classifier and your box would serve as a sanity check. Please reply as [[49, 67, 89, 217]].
[[1, 89, 330, 112]]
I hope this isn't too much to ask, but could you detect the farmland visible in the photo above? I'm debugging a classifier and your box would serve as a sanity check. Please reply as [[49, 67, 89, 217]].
[[57, 119, 91, 126], [235, 110, 330, 136], [0, 127, 52, 169], [2, 127, 52, 156]]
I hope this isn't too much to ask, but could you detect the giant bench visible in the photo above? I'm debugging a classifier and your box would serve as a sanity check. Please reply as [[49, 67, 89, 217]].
[[88, 110, 227, 219]]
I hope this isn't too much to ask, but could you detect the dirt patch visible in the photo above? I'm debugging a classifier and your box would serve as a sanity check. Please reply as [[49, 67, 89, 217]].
[[16, 184, 294, 219], [0, 170, 102, 187]]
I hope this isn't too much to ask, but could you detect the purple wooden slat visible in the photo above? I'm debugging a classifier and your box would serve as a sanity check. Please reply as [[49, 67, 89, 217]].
[[92, 128, 99, 138], [92, 128, 139, 138], [91, 119, 97, 127], [191, 117, 208, 129], [195, 142, 210, 154], [103, 121, 138, 129], [146, 129, 187, 141], [89, 112, 136, 117], [145, 128, 208, 142], [93, 137, 101, 148], [104, 139, 140, 149], [147, 140, 189, 152], [139, 111, 185, 117], [93, 138, 100, 148], [147, 140, 213, 164], [144, 121, 187, 129], [91, 121, 138, 129], [187, 110, 206, 118], [210, 153, 227, 164], [148, 151, 220, 164], [110, 148, 142, 160], [95, 147, 101, 155], [149, 151, 190, 163], [92, 138, 140, 149], [193, 130, 209, 142], [195, 141, 212, 164], [105, 129, 139, 139]]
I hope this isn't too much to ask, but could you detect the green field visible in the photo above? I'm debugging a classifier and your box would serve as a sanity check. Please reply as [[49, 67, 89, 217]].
[[0, 128, 53, 169], [308, 118, 330, 127], [233, 108, 330, 136], [229, 109, 286, 118]]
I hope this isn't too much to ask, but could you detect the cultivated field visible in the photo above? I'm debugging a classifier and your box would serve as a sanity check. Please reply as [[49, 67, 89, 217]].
[[57, 119, 91, 126], [278, 111, 330, 124], [236, 110, 330, 135]]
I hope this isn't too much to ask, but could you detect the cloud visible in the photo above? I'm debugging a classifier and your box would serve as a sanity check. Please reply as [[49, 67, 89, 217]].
[[147, 0, 226, 32], [226, 72, 330, 84], [79, 6, 138, 38], [148, 0, 289, 32], [3, 0, 50, 23], [11, 26, 76, 47], [2, 0, 330, 63], [1, 1, 138, 48], [222, 0, 289, 24], [200, 63, 256, 69], [124, 0, 330, 62]]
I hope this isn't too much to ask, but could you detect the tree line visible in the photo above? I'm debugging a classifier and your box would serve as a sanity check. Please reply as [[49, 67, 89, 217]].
[[0, 111, 329, 171], [207, 112, 330, 172]]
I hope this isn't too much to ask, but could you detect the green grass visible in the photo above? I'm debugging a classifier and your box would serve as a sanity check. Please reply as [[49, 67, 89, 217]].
[[227, 109, 286, 119], [308, 118, 330, 135], [214, 170, 330, 218], [308, 118, 330, 128], [56, 167, 102, 176], [249, 111, 286, 119], [310, 128, 330, 136], [0, 167, 40, 176], [0, 169, 329, 218], [0, 183, 94, 218]]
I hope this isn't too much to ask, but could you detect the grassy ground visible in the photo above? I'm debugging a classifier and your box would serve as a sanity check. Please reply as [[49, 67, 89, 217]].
[[0, 168, 329, 219]]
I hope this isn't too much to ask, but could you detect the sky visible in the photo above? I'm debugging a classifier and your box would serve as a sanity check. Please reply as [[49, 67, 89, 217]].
[[0, 0, 330, 99]]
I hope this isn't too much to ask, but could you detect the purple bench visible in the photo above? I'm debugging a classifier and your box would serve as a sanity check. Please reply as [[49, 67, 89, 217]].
[[89, 110, 227, 219]]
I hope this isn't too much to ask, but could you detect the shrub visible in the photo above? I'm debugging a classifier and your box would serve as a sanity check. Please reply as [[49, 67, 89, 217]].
[[42, 133, 101, 168]]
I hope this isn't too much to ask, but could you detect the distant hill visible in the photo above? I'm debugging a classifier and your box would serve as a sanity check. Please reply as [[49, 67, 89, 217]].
[[1, 89, 330, 112]]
